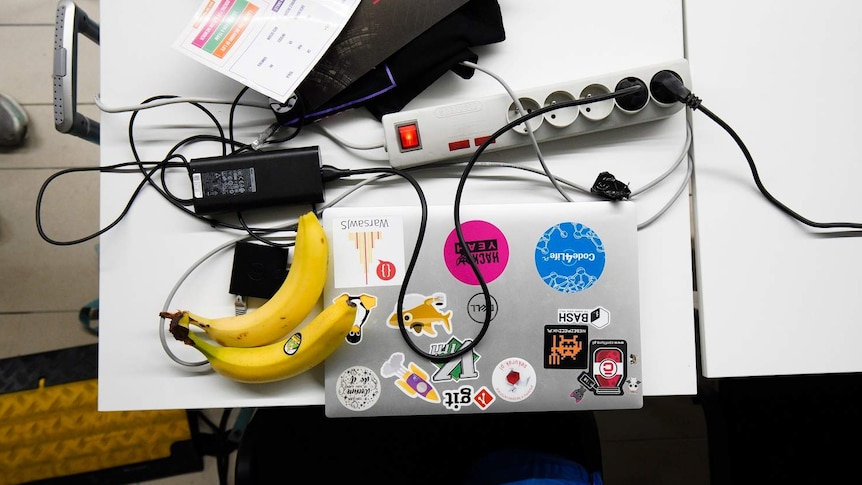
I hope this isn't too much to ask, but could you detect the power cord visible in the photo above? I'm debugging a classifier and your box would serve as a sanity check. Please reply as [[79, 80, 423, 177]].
[[653, 71, 862, 231], [462, 60, 573, 202], [446, 84, 644, 361]]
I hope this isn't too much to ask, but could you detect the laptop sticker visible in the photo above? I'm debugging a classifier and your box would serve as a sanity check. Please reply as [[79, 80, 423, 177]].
[[557, 306, 611, 329], [626, 377, 642, 393], [335, 366, 382, 412], [577, 340, 628, 396], [442, 385, 481, 412], [535, 222, 606, 293], [443, 220, 509, 285], [387, 292, 452, 337], [345, 292, 379, 345], [380, 352, 441, 404], [473, 386, 496, 410], [331, 215, 406, 288], [492, 357, 537, 402], [430, 337, 481, 382], [544, 325, 588, 369]]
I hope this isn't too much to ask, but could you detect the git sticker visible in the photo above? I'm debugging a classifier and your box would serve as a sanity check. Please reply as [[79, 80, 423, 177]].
[[535, 222, 606, 293]]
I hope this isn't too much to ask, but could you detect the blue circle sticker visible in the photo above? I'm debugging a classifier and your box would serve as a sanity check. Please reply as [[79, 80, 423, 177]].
[[535, 222, 606, 292]]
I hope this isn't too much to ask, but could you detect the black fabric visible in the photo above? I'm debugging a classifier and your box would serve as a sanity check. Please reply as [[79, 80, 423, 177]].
[[234, 406, 602, 484], [295, 0, 505, 124]]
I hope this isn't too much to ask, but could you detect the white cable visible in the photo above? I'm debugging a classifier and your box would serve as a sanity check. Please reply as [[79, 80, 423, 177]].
[[94, 93, 270, 113], [313, 124, 385, 150], [631, 122, 692, 196], [159, 173, 387, 366], [637, 154, 692, 230], [461, 60, 574, 202]]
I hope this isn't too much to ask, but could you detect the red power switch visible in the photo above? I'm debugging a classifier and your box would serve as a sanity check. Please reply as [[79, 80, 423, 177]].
[[397, 123, 421, 151]]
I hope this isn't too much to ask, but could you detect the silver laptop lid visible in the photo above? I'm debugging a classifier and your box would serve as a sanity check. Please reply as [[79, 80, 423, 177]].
[[322, 201, 643, 417]]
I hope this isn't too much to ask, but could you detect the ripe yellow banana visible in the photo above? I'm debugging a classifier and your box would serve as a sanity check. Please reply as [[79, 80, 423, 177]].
[[175, 211, 328, 348], [168, 293, 377, 384]]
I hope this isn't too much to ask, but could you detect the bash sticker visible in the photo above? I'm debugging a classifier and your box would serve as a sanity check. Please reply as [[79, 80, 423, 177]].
[[387, 292, 452, 337], [332, 215, 405, 288], [492, 357, 536, 402], [443, 220, 509, 285], [535, 222, 606, 293], [544, 325, 588, 369], [556, 307, 610, 329], [336, 366, 381, 412], [380, 352, 441, 403]]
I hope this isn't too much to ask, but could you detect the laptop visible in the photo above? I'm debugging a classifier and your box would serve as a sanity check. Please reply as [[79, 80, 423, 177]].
[[321, 201, 643, 417]]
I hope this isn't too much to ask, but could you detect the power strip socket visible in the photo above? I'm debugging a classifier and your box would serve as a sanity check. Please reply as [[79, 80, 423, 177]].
[[382, 58, 691, 169]]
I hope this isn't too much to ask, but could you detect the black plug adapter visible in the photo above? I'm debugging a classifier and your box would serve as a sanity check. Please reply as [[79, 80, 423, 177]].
[[229, 241, 289, 299], [650, 70, 701, 109], [190, 146, 324, 215]]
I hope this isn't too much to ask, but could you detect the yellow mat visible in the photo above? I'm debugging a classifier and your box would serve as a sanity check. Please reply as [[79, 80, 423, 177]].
[[0, 378, 191, 485]]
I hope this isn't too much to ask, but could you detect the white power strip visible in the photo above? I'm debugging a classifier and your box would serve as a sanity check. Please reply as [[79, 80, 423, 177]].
[[382, 59, 691, 169]]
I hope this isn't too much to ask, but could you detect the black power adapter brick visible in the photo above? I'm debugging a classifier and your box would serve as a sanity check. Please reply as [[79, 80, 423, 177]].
[[190, 146, 324, 215], [230, 241, 289, 299]]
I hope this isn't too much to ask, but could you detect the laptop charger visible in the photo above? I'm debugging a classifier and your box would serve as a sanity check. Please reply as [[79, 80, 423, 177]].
[[189, 146, 324, 215]]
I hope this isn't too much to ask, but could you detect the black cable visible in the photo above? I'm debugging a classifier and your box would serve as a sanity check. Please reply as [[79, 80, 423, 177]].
[[35, 160, 186, 246], [697, 103, 862, 230], [229, 87, 250, 153], [125, 96, 294, 236], [652, 72, 862, 231], [323, 86, 643, 362], [38, 95, 299, 246], [324, 166, 459, 362], [448, 84, 645, 360], [236, 211, 293, 248], [159, 153, 194, 206], [266, 94, 308, 145]]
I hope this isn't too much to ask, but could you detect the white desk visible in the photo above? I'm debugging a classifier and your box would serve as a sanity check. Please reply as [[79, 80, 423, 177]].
[[688, 2, 862, 378], [97, 0, 696, 411]]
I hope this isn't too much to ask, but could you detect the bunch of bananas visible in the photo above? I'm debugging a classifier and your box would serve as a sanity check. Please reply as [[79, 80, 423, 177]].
[[162, 211, 376, 383]]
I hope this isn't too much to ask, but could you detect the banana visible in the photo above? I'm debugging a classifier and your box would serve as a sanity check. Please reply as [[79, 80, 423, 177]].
[[168, 293, 377, 384], [170, 211, 329, 348]]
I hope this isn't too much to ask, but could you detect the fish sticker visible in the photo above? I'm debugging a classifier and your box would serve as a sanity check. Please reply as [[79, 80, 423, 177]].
[[387, 292, 453, 337], [380, 352, 440, 403]]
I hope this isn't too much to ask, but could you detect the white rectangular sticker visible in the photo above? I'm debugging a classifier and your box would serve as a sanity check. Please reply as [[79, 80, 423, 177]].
[[331, 215, 405, 288]]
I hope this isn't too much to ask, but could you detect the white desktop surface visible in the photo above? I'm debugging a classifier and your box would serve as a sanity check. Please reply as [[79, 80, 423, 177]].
[[687, 2, 862, 378], [97, 0, 696, 411]]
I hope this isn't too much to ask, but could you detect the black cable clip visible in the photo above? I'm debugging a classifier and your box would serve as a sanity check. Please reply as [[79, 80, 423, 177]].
[[590, 171, 631, 200], [268, 94, 300, 126]]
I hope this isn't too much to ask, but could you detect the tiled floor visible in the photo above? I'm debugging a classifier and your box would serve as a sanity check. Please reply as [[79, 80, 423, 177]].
[[0, 2, 710, 484]]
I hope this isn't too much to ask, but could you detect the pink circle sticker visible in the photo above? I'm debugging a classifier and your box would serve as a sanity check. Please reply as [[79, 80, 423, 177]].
[[443, 220, 509, 285]]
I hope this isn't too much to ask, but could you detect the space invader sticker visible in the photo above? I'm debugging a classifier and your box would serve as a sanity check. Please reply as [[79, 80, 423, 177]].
[[544, 325, 588, 369]]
